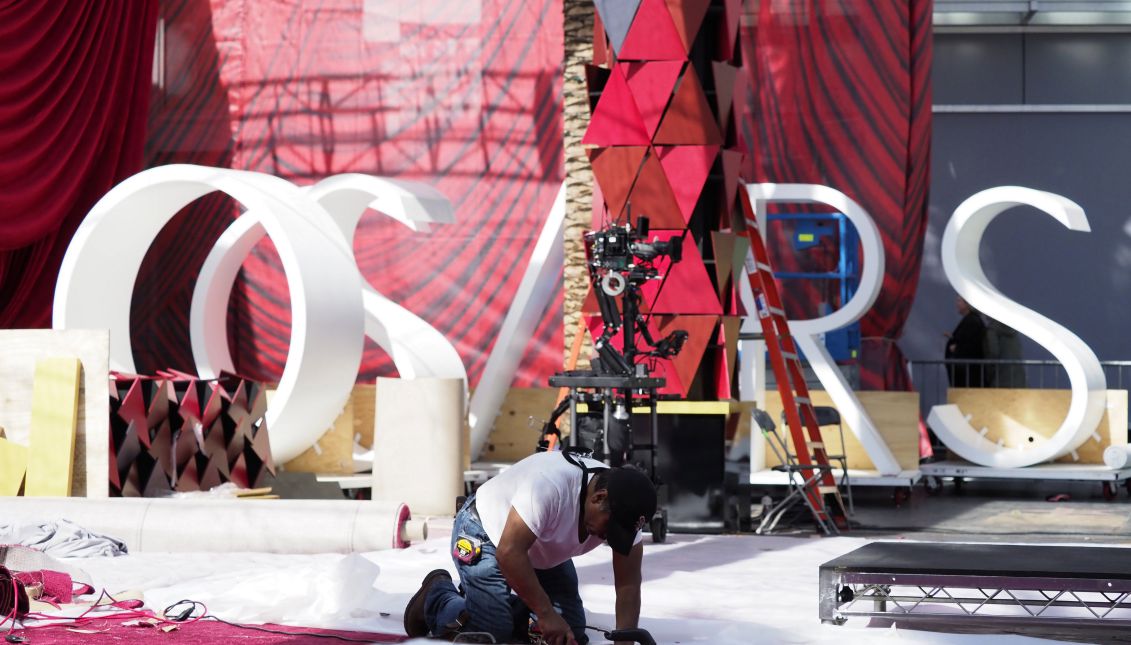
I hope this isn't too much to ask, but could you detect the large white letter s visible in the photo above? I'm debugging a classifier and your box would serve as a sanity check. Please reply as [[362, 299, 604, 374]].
[[928, 187, 1107, 468]]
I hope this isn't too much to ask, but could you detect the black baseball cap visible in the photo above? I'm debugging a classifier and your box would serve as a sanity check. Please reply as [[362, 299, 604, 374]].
[[603, 467, 657, 556]]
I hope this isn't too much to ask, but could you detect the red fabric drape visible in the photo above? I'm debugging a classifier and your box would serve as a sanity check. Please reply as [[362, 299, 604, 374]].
[[133, 1, 565, 387], [0, 0, 159, 328], [739, 0, 933, 393]]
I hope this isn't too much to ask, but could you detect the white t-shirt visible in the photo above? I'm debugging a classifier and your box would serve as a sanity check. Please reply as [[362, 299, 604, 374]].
[[474, 451, 640, 570]]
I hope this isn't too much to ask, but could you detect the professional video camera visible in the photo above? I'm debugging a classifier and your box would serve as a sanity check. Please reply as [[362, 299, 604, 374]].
[[585, 215, 689, 377], [585, 216, 683, 296]]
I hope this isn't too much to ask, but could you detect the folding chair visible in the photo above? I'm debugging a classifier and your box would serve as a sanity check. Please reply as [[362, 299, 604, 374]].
[[751, 408, 850, 535]]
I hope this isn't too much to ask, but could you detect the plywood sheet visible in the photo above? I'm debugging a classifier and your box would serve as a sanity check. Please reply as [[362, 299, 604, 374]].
[[372, 378, 464, 516], [0, 330, 109, 497], [352, 383, 378, 449], [0, 437, 28, 496], [482, 387, 559, 462], [760, 391, 921, 471], [947, 388, 1128, 464], [281, 391, 355, 475], [25, 357, 81, 496]]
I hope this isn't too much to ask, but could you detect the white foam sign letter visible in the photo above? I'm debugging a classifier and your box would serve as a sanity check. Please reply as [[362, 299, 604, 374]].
[[928, 187, 1106, 467], [742, 183, 900, 475]]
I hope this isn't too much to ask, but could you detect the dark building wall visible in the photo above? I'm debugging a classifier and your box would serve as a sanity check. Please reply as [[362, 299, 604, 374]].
[[902, 31, 1131, 363]]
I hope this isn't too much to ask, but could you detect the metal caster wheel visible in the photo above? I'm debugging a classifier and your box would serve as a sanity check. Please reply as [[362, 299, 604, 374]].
[[893, 487, 909, 506], [1103, 481, 1117, 501]]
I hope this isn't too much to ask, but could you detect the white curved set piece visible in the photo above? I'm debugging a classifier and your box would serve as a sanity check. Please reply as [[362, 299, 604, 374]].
[[190, 173, 466, 385], [741, 183, 900, 475], [53, 165, 465, 464], [929, 186, 1107, 468]]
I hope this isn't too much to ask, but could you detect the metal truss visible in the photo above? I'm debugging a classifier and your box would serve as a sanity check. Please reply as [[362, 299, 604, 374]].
[[820, 572, 1131, 627]]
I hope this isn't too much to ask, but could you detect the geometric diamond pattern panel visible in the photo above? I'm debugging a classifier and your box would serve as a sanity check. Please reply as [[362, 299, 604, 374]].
[[109, 373, 275, 496]]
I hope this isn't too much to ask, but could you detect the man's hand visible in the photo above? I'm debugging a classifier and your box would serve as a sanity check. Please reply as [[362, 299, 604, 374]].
[[497, 508, 575, 644], [612, 540, 643, 638], [536, 611, 577, 645]]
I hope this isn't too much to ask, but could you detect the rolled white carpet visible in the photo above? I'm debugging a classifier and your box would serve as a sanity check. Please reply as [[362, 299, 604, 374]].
[[0, 497, 425, 554]]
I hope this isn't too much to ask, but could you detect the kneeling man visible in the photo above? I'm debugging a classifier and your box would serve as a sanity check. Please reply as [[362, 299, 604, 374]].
[[404, 450, 657, 645]]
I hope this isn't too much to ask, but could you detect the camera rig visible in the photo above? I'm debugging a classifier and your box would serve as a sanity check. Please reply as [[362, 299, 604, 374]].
[[541, 215, 688, 467], [585, 215, 689, 376]]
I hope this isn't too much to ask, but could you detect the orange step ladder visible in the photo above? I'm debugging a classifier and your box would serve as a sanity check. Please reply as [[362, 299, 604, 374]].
[[737, 189, 848, 534]]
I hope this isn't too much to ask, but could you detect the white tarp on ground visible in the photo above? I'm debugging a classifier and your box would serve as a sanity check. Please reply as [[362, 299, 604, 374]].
[[66, 524, 1079, 644]]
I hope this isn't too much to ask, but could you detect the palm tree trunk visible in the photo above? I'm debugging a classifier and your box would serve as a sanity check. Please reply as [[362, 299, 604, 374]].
[[561, 0, 595, 369]]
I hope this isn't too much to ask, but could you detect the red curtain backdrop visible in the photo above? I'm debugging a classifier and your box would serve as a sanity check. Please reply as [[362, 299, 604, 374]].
[[739, 0, 933, 393], [135, 0, 565, 388], [0, 1, 159, 328]]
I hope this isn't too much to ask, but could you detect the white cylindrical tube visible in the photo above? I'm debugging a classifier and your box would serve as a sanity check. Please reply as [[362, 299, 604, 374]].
[[0, 498, 422, 554], [1104, 445, 1131, 470]]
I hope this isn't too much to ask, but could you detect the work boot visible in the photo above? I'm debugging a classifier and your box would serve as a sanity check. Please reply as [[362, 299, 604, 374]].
[[403, 568, 453, 637]]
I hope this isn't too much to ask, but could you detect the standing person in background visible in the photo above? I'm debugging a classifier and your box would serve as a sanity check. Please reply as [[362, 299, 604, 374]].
[[984, 317, 1027, 387], [944, 295, 986, 387]]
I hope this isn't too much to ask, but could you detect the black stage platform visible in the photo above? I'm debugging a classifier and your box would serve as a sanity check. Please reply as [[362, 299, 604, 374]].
[[821, 542, 1131, 628]]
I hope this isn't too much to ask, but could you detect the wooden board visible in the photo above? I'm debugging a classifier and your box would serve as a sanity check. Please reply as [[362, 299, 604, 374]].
[[948, 388, 1128, 464], [25, 357, 82, 496], [760, 391, 921, 471], [372, 377, 464, 516], [281, 389, 356, 475], [352, 383, 377, 449], [481, 387, 559, 462], [0, 437, 28, 496], [0, 330, 110, 497]]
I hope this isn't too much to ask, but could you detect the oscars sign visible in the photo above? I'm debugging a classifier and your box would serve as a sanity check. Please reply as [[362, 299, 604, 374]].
[[53, 165, 465, 464], [927, 187, 1107, 468], [740, 183, 1106, 472]]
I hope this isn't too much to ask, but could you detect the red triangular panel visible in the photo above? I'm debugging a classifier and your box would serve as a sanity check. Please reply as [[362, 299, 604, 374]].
[[623, 61, 683, 139], [591, 177, 607, 228], [718, 0, 742, 62], [589, 146, 647, 220], [640, 231, 723, 314], [594, 10, 610, 67], [175, 457, 200, 492], [716, 316, 742, 400], [646, 357, 685, 397], [581, 281, 652, 318], [711, 61, 739, 130], [655, 315, 718, 396], [721, 316, 741, 377], [664, 0, 711, 53], [626, 149, 684, 229], [657, 145, 717, 223], [721, 148, 743, 220], [594, 0, 643, 56], [618, 0, 687, 61], [584, 312, 684, 396], [583, 312, 662, 361], [583, 66, 651, 146], [653, 67, 722, 145], [711, 231, 737, 301]]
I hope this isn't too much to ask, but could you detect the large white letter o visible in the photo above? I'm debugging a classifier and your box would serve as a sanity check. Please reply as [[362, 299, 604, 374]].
[[53, 164, 365, 464]]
